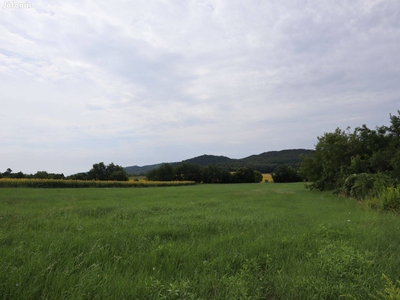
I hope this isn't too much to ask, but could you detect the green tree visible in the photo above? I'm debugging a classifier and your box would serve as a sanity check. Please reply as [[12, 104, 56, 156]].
[[3, 168, 12, 178], [146, 168, 159, 181], [88, 162, 108, 180], [87, 162, 129, 181], [388, 111, 400, 180], [232, 167, 262, 183], [272, 165, 302, 183], [105, 163, 129, 181], [299, 128, 352, 190], [174, 163, 202, 182], [202, 165, 223, 183], [108, 169, 129, 181], [220, 169, 232, 183], [147, 163, 174, 181], [67, 172, 88, 180], [300, 111, 400, 195], [158, 163, 174, 181], [34, 171, 50, 179], [254, 170, 263, 183]]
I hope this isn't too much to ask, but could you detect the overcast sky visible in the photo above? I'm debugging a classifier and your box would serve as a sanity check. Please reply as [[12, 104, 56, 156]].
[[1, 0, 399, 175]]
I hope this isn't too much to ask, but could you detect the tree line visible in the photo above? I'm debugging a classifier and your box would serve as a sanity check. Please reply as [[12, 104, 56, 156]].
[[0, 168, 65, 180], [1, 162, 129, 181], [146, 163, 263, 183]]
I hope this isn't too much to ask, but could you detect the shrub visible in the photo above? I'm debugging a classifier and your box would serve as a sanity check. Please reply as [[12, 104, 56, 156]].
[[341, 173, 395, 200], [377, 187, 400, 212], [354, 173, 374, 197], [342, 173, 375, 199]]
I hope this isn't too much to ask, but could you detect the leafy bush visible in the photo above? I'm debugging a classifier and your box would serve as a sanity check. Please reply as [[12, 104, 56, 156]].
[[371, 173, 397, 197], [341, 173, 396, 202], [341, 173, 376, 199], [351, 173, 375, 199]]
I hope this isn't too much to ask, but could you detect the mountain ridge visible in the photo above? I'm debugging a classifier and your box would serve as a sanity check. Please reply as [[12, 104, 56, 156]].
[[124, 148, 312, 175]]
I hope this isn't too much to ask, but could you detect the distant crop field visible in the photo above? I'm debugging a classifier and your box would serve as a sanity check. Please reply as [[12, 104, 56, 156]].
[[1, 183, 399, 299], [128, 175, 147, 181], [262, 173, 273, 182]]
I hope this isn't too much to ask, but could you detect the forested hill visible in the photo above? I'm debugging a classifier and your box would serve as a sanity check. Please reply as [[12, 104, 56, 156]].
[[218, 149, 312, 173], [182, 154, 235, 166], [124, 163, 164, 175], [240, 149, 313, 169], [124, 149, 312, 175]]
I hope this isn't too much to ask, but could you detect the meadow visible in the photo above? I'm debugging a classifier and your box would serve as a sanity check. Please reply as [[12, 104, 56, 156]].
[[1, 183, 399, 299]]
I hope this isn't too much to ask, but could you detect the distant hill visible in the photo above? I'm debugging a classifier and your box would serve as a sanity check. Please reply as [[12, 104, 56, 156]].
[[182, 154, 236, 166], [234, 149, 313, 173], [124, 149, 312, 175], [242, 149, 312, 165], [124, 163, 164, 175]]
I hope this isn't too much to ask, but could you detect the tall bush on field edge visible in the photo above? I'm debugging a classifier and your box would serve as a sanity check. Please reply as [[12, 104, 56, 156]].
[[377, 187, 400, 212], [300, 111, 400, 211]]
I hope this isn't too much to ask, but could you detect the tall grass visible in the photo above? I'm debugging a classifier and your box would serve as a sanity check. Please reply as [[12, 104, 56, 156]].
[[1, 183, 399, 299]]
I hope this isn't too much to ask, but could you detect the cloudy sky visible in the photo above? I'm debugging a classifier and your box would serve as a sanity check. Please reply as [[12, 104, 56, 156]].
[[1, 0, 399, 175]]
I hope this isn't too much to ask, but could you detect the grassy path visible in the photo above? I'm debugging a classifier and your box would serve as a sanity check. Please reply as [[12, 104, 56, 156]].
[[1, 183, 399, 299]]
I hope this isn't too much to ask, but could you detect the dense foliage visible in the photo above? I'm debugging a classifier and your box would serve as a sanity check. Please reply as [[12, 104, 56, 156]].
[[300, 111, 400, 210], [67, 162, 129, 181], [146, 163, 263, 183], [272, 165, 303, 183]]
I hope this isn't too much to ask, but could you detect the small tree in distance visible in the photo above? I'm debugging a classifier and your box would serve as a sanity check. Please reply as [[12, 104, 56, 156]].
[[87, 162, 129, 181], [272, 165, 303, 183]]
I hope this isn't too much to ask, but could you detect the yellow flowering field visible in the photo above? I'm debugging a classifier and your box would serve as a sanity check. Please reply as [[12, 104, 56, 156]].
[[262, 174, 273, 182]]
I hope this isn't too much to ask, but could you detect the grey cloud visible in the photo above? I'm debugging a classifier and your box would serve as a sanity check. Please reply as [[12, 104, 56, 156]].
[[1, 0, 399, 174]]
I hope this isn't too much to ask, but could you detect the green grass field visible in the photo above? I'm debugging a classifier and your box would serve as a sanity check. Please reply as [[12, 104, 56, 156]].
[[1, 183, 400, 299]]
